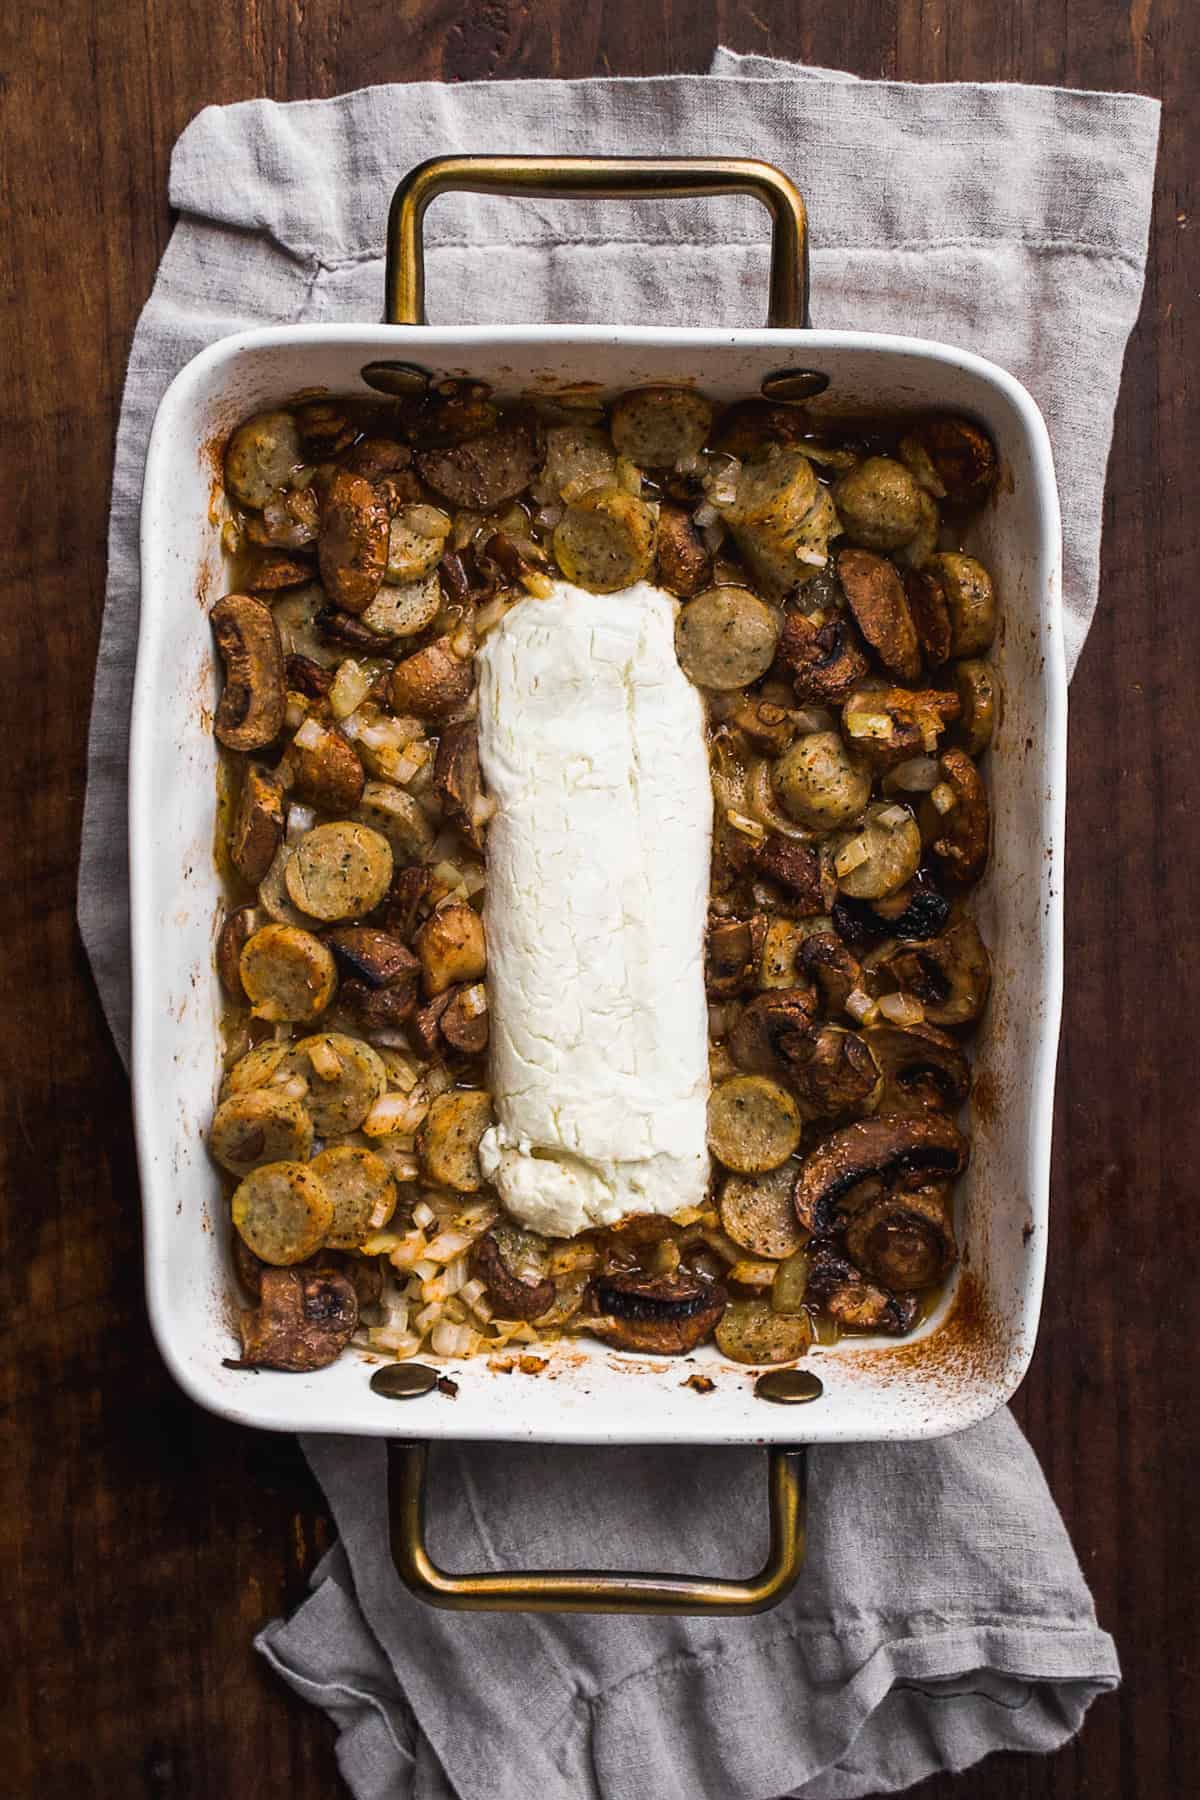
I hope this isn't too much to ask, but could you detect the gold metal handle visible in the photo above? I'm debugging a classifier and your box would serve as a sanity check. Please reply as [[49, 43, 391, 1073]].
[[388, 1441, 807, 1615], [386, 154, 808, 330]]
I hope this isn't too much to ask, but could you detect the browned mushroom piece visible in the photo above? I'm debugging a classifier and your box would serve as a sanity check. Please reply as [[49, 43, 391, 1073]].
[[344, 436, 417, 480], [409, 989, 452, 1056], [440, 983, 489, 1054], [804, 1244, 918, 1335], [777, 612, 869, 705], [903, 566, 953, 667], [246, 486, 322, 551], [797, 932, 864, 1016], [710, 399, 810, 458], [845, 1185, 958, 1291], [873, 916, 992, 1028], [863, 1021, 972, 1116], [792, 1114, 968, 1236], [415, 900, 486, 996], [831, 876, 951, 947], [729, 988, 819, 1077], [921, 748, 991, 884], [231, 1231, 267, 1300], [415, 412, 542, 510], [211, 594, 286, 751], [731, 696, 796, 756], [312, 1249, 386, 1310], [588, 1272, 727, 1355], [229, 764, 285, 886], [384, 865, 435, 942], [399, 388, 498, 450], [294, 401, 356, 456], [285, 654, 334, 699], [706, 913, 768, 999], [840, 684, 961, 770], [216, 906, 261, 997], [656, 502, 714, 598], [470, 1232, 556, 1321], [318, 470, 390, 614], [241, 549, 314, 593], [315, 606, 397, 655], [390, 636, 475, 719], [787, 1026, 881, 1119], [285, 723, 365, 814], [433, 723, 485, 851], [836, 548, 921, 681], [232, 1266, 358, 1372], [753, 835, 837, 915], [326, 925, 422, 1031], [437, 548, 478, 604], [904, 415, 998, 507]]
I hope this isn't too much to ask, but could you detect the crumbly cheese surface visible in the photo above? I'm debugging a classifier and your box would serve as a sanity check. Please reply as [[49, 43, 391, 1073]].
[[476, 581, 713, 1238]]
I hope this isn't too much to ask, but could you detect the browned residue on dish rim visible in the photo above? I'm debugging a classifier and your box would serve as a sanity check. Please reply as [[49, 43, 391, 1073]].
[[831, 1268, 1006, 1393]]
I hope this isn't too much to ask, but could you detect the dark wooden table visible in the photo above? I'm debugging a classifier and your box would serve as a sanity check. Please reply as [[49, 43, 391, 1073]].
[[3, 3, 1195, 1795]]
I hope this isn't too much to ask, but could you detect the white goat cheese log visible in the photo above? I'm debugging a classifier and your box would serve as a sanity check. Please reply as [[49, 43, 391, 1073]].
[[476, 581, 713, 1237]]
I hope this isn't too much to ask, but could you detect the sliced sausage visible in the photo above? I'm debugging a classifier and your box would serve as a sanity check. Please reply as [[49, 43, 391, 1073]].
[[418, 1089, 493, 1192], [675, 586, 779, 690], [385, 504, 451, 582], [318, 470, 389, 614], [608, 386, 713, 468], [231, 1160, 333, 1266], [310, 1143, 397, 1249], [356, 783, 436, 865], [553, 489, 657, 593], [224, 411, 303, 510], [721, 447, 831, 594], [836, 548, 921, 681], [239, 923, 337, 1023], [285, 722, 364, 814], [832, 456, 923, 551], [230, 764, 285, 886], [714, 1298, 811, 1364], [656, 502, 714, 598], [210, 1088, 314, 1177], [285, 822, 394, 922], [389, 636, 475, 719], [360, 571, 442, 640], [708, 1074, 803, 1174], [288, 1033, 387, 1136], [773, 731, 870, 830], [832, 804, 922, 900], [535, 422, 617, 503], [416, 413, 542, 510], [719, 1164, 806, 1260], [211, 594, 286, 751]]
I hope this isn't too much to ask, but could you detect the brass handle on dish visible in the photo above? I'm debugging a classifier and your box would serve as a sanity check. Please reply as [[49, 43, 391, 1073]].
[[385, 154, 808, 330], [387, 1441, 807, 1615]]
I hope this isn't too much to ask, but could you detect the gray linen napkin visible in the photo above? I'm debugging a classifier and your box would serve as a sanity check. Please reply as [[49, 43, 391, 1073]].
[[78, 50, 1158, 1798]]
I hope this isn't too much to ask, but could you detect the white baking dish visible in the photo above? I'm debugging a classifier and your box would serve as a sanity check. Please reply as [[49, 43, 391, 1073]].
[[130, 158, 1064, 1608]]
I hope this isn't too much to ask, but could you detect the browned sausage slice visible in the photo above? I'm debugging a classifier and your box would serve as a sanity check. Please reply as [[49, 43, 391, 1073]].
[[416, 413, 542, 509]]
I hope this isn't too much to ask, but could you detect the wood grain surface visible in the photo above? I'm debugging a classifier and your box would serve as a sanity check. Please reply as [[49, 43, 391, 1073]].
[[1, 3, 1195, 1796]]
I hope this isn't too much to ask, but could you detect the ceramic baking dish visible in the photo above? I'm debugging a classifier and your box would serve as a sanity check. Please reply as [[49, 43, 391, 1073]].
[[130, 157, 1065, 1612]]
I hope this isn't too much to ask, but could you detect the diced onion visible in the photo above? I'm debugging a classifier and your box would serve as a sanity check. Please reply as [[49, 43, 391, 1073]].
[[835, 837, 870, 877], [845, 711, 894, 740], [692, 500, 719, 528], [790, 707, 834, 735], [329, 658, 373, 720], [388, 1231, 430, 1270], [700, 518, 726, 554], [728, 1260, 778, 1290], [286, 802, 316, 845], [412, 1262, 439, 1286], [308, 1039, 342, 1081], [521, 571, 555, 599], [424, 1064, 454, 1100], [461, 1277, 487, 1307], [747, 758, 809, 840], [294, 716, 326, 752], [877, 803, 911, 830], [368, 1327, 422, 1356], [877, 992, 927, 1026], [931, 782, 958, 815], [431, 1320, 476, 1357], [888, 755, 940, 792], [845, 987, 878, 1025], [412, 1200, 436, 1230], [425, 1230, 474, 1263], [414, 1301, 441, 1334], [363, 1090, 430, 1137], [284, 694, 309, 731], [725, 808, 766, 842]]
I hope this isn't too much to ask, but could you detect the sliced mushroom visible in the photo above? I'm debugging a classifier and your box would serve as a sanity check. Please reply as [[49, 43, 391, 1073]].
[[845, 1186, 957, 1291], [655, 502, 714, 598], [706, 913, 768, 999], [389, 636, 475, 720], [609, 386, 713, 467], [415, 900, 486, 997], [318, 470, 390, 614], [588, 1272, 727, 1356], [224, 411, 303, 510], [902, 415, 998, 506], [836, 549, 921, 681], [798, 932, 865, 1016], [729, 988, 818, 1077], [216, 905, 261, 997], [753, 835, 837, 915], [841, 684, 961, 770], [862, 1021, 971, 1116], [792, 1114, 968, 1236], [211, 594, 286, 751], [831, 876, 950, 947], [359, 571, 442, 640], [356, 784, 436, 866], [787, 1025, 881, 1119], [285, 654, 334, 699], [241, 549, 314, 593], [416, 412, 542, 510], [921, 748, 990, 883], [441, 982, 489, 1055], [873, 916, 991, 1028], [470, 1232, 555, 1320], [229, 764, 285, 886], [284, 723, 365, 814], [314, 605, 397, 655], [950, 660, 999, 756], [731, 696, 796, 756], [384, 864, 435, 941], [246, 486, 322, 552], [233, 1266, 357, 1372], [433, 723, 485, 852], [904, 565, 953, 667], [773, 731, 871, 830], [927, 553, 996, 657], [804, 1244, 918, 1335], [777, 612, 869, 705], [325, 925, 419, 990], [832, 456, 924, 551]]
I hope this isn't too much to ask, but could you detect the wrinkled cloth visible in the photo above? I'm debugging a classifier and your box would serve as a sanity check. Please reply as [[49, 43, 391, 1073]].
[[79, 46, 1157, 1800]]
